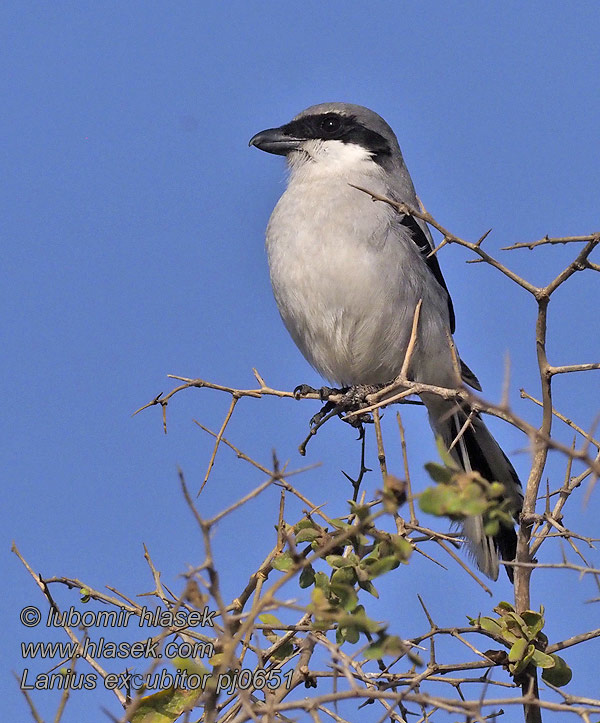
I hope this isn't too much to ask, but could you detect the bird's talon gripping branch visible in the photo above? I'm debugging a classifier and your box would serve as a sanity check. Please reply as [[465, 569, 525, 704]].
[[293, 384, 317, 399], [318, 385, 337, 400], [309, 402, 336, 427]]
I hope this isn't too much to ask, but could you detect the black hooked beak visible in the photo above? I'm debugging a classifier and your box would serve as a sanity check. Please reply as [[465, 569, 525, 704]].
[[249, 126, 303, 156]]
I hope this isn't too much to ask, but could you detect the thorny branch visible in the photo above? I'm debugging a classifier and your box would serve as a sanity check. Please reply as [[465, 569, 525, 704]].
[[14, 208, 599, 723]]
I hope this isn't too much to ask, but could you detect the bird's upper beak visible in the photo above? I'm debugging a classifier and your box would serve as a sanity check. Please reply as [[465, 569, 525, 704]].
[[249, 126, 303, 156]]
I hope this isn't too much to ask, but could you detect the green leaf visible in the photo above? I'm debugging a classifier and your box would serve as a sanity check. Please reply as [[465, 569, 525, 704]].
[[272, 552, 294, 571], [207, 652, 225, 667], [504, 611, 528, 633], [499, 628, 520, 645], [521, 610, 545, 640], [325, 555, 348, 568], [364, 634, 407, 660], [330, 582, 358, 611], [295, 528, 320, 543], [299, 564, 315, 588], [531, 648, 556, 669], [358, 579, 379, 598], [541, 654, 572, 687], [521, 643, 536, 669], [331, 566, 357, 585], [362, 555, 400, 579], [330, 518, 350, 529], [483, 520, 500, 536], [314, 571, 330, 593], [488, 481, 505, 498], [419, 485, 457, 516], [337, 610, 381, 634], [389, 534, 412, 561], [131, 688, 199, 723], [424, 462, 455, 485], [259, 613, 283, 627], [478, 617, 503, 635], [434, 435, 460, 470], [509, 637, 528, 663], [348, 501, 371, 520], [294, 519, 316, 531], [337, 624, 360, 644], [259, 614, 283, 644], [272, 641, 294, 660]]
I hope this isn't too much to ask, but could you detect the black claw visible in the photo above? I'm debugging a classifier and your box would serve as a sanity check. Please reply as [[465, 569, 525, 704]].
[[294, 384, 317, 399], [309, 400, 336, 427], [296, 381, 390, 455], [319, 385, 335, 401]]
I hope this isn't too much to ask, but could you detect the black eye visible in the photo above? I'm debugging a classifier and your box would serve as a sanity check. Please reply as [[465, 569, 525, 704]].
[[319, 114, 342, 136]]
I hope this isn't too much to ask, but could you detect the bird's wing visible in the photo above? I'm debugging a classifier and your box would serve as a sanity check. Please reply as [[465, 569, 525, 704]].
[[397, 212, 456, 334]]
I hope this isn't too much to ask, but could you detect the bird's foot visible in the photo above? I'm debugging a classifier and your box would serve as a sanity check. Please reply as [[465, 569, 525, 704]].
[[293, 384, 345, 426], [293, 384, 341, 401], [296, 382, 385, 456], [336, 384, 385, 427]]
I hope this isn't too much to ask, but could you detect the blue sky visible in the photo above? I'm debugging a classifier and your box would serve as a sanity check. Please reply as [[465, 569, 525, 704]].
[[3, 2, 599, 721]]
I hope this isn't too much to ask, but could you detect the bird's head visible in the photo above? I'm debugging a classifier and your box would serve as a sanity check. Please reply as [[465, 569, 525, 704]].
[[249, 103, 402, 173]]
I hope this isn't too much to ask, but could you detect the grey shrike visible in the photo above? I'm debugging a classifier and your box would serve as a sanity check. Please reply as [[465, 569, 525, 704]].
[[249, 102, 523, 581]]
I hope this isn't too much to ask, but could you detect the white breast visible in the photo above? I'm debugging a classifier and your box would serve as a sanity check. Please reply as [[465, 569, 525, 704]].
[[266, 144, 454, 387]]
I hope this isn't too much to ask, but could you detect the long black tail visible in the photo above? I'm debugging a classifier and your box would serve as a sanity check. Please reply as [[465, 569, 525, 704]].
[[424, 396, 523, 581]]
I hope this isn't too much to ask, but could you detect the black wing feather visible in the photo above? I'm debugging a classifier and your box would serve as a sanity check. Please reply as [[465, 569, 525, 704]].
[[399, 214, 456, 334]]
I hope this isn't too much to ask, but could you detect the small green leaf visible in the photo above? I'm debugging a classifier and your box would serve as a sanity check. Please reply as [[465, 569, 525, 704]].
[[531, 648, 556, 669], [541, 654, 572, 687], [363, 555, 400, 579], [424, 462, 455, 485], [131, 687, 199, 723], [363, 641, 384, 659], [294, 519, 315, 531], [325, 555, 348, 568], [348, 501, 371, 520], [299, 564, 315, 588], [488, 481, 505, 497], [295, 528, 320, 543], [434, 435, 460, 469], [358, 579, 379, 598], [521, 610, 545, 640], [314, 571, 330, 593], [338, 609, 381, 634], [259, 613, 283, 627], [207, 652, 225, 667], [272, 552, 294, 571], [389, 534, 412, 561], [364, 634, 408, 660], [338, 624, 360, 644], [330, 582, 358, 611], [272, 641, 294, 660], [521, 643, 536, 669], [331, 566, 357, 585], [483, 520, 500, 536], [478, 617, 503, 635], [419, 485, 457, 516], [330, 518, 350, 529], [509, 637, 528, 663]]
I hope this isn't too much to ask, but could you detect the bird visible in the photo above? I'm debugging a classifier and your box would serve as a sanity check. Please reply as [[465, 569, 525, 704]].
[[249, 102, 523, 581]]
